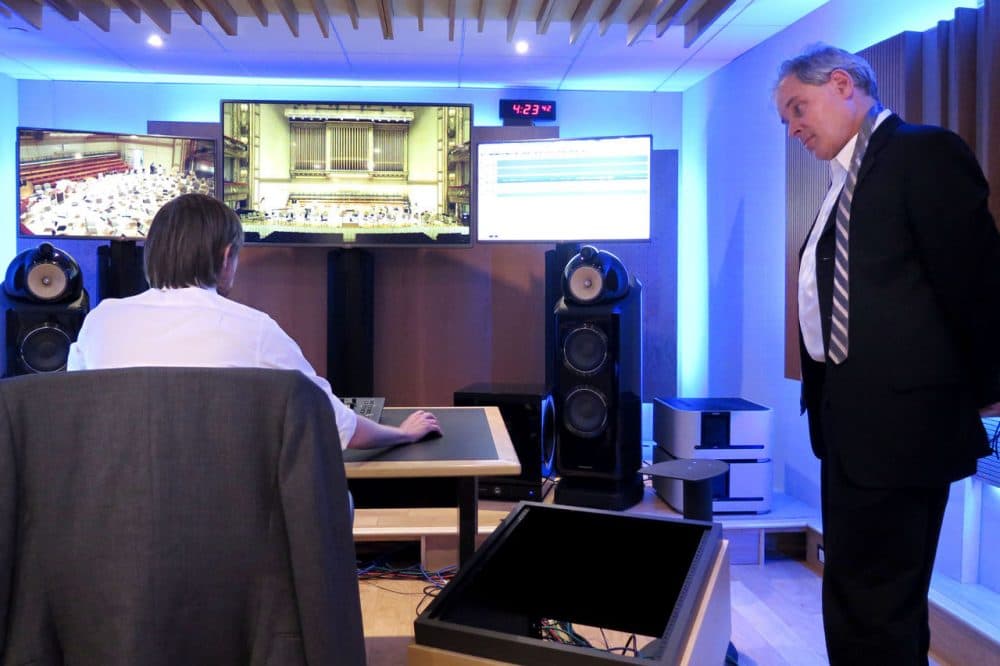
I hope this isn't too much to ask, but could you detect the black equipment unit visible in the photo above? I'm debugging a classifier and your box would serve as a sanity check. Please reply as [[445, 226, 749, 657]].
[[454, 382, 554, 501]]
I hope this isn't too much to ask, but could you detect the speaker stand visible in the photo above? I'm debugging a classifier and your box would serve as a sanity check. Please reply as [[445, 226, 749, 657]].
[[553, 473, 644, 511], [327, 248, 375, 396], [97, 239, 149, 301]]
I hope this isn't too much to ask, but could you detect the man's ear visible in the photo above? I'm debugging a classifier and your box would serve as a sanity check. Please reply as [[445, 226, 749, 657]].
[[830, 69, 855, 98]]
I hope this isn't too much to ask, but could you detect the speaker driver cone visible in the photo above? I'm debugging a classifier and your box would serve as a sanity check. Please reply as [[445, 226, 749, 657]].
[[563, 325, 608, 375], [25, 263, 69, 302], [563, 386, 608, 438], [20, 324, 72, 373], [566, 265, 604, 303]]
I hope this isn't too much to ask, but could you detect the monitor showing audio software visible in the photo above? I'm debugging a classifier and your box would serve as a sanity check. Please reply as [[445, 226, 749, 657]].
[[16, 127, 216, 240], [219, 100, 473, 247], [475, 134, 652, 243]]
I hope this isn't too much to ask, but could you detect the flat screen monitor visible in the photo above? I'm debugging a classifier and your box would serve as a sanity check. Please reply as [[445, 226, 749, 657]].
[[219, 100, 473, 247], [476, 135, 652, 243], [16, 127, 216, 240]]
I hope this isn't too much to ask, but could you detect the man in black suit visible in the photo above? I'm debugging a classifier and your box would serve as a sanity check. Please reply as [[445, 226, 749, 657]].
[[776, 44, 1000, 664]]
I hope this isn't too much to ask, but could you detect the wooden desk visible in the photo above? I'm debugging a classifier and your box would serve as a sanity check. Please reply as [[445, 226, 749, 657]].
[[344, 406, 520, 567]]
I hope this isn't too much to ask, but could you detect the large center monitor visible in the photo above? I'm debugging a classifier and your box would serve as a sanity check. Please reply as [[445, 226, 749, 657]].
[[219, 100, 473, 247], [476, 134, 652, 244], [16, 127, 216, 240]]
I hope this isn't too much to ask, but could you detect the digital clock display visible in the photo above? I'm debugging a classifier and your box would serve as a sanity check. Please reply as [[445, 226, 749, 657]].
[[499, 99, 557, 121]]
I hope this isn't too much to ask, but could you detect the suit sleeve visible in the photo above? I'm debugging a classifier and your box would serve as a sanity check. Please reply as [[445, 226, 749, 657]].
[[903, 128, 1000, 406], [277, 374, 366, 666]]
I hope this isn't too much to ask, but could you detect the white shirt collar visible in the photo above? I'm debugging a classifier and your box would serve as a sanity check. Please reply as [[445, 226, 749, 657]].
[[829, 107, 892, 181]]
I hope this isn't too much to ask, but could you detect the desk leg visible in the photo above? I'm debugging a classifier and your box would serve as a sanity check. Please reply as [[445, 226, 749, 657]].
[[457, 476, 478, 568]]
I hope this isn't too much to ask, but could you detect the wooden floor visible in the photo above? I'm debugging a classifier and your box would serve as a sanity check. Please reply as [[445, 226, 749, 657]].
[[358, 555, 968, 666], [358, 556, 824, 665]]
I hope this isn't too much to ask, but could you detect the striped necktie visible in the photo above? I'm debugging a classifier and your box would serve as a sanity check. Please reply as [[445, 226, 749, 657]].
[[828, 104, 882, 364]]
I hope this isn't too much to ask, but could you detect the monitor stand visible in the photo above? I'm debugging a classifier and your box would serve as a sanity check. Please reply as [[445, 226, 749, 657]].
[[327, 248, 375, 397], [97, 239, 149, 301]]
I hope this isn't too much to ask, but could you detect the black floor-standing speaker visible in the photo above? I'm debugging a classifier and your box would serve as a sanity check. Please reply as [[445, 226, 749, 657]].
[[553, 246, 644, 510], [454, 383, 555, 501], [2, 243, 89, 377]]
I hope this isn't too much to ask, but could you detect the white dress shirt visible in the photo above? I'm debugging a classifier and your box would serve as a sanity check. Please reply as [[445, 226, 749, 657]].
[[67, 286, 358, 448], [799, 108, 892, 362]]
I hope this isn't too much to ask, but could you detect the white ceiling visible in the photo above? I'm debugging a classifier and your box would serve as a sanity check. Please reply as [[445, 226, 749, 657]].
[[0, 0, 828, 92]]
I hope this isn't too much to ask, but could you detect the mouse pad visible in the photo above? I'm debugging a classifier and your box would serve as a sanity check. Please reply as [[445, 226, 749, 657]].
[[342, 408, 499, 463]]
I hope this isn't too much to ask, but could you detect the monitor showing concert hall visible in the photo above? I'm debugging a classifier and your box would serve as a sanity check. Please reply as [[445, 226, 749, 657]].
[[16, 127, 216, 241], [219, 100, 473, 247]]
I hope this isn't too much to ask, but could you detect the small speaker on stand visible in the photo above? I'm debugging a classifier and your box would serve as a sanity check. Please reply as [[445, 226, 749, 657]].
[[2, 242, 89, 377]]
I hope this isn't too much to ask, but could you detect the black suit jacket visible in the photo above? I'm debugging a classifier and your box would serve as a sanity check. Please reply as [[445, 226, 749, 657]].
[[0, 367, 366, 665], [800, 114, 1000, 488]]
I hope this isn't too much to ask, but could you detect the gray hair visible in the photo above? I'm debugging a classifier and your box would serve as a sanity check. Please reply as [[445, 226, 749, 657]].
[[776, 43, 880, 102]]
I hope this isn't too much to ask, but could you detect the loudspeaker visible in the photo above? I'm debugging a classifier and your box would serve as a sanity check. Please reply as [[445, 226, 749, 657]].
[[2, 243, 89, 377], [454, 383, 555, 501], [553, 272, 643, 483]]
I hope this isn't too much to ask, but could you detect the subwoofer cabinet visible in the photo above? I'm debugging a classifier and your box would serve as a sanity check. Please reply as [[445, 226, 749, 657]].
[[454, 383, 554, 501]]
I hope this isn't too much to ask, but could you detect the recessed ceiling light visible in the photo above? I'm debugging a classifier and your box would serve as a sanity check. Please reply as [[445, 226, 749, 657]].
[[147, 34, 163, 48], [515, 40, 529, 55]]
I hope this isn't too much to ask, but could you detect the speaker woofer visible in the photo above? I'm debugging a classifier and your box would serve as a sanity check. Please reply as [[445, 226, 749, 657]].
[[19, 323, 72, 373], [563, 324, 608, 375], [563, 386, 609, 438]]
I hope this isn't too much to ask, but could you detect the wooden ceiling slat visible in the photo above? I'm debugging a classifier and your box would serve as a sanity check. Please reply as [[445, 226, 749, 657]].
[[133, 0, 171, 32], [63, 0, 110, 31], [654, 0, 684, 37], [569, 0, 593, 45], [447, 0, 455, 40], [345, 0, 359, 29], [246, 0, 267, 26], [309, 0, 330, 38], [683, 0, 735, 47], [476, 0, 485, 33], [1, 0, 43, 29], [376, 0, 392, 39], [626, 0, 661, 45], [111, 0, 142, 24], [202, 0, 238, 35], [506, 0, 519, 42], [46, 0, 79, 22], [274, 0, 298, 36], [597, 0, 620, 36], [416, 0, 424, 31], [173, 0, 201, 25], [535, 0, 554, 35]]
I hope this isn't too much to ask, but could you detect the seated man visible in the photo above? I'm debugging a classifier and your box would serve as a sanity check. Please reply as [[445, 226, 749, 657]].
[[68, 192, 440, 450]]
